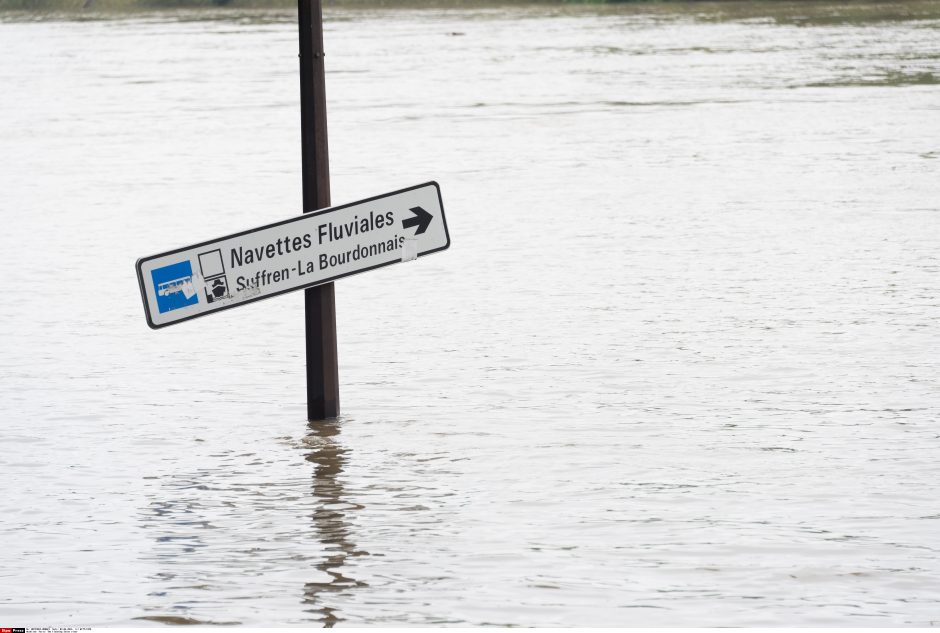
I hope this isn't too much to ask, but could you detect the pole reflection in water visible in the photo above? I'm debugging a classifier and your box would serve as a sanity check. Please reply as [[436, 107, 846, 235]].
[[303, 418, 367, 627]]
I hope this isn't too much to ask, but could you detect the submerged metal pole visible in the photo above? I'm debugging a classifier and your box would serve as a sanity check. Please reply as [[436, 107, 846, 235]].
[[299, 0, 339, 420]]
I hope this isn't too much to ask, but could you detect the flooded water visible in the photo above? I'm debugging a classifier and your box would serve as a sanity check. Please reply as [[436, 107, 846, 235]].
[[1, 0, 939, 626]]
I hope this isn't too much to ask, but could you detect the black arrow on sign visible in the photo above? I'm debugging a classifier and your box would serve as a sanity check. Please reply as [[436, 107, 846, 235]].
[[401, 206, 433, 235]]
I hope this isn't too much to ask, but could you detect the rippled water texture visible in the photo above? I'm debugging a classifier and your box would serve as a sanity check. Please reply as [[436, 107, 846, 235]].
[[1, 1, 939, 626]]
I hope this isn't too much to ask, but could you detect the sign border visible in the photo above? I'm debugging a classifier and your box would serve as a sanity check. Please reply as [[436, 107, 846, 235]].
[[136, 181, 450, 330]]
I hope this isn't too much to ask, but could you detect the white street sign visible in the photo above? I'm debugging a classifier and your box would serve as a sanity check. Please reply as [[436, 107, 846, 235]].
[[136, 181, 449, 329]]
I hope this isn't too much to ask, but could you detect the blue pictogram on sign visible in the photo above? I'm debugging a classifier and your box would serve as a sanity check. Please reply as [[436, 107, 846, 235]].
[[151, 260, 199, 314]]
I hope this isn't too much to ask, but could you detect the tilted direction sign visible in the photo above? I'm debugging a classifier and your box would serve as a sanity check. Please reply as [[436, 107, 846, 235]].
[[136, 181, 449, 329]]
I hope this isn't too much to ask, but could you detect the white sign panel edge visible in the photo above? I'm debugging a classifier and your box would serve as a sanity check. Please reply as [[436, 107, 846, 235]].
[[135, 181, 449, 330]]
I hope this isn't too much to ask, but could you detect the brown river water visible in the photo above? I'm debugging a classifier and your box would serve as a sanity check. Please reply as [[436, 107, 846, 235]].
[[0, 0, 939, 626]]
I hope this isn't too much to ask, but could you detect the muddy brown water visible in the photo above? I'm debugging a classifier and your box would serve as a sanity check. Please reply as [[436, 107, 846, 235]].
[[1, 1, 939, 625]]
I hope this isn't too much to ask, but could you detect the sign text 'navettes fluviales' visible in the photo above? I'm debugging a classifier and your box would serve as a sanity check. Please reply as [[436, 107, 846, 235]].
[[136, 182, 449, 329]]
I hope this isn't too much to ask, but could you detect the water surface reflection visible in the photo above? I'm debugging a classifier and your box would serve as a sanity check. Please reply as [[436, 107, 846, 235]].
[[303, 418, 367, 626]]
